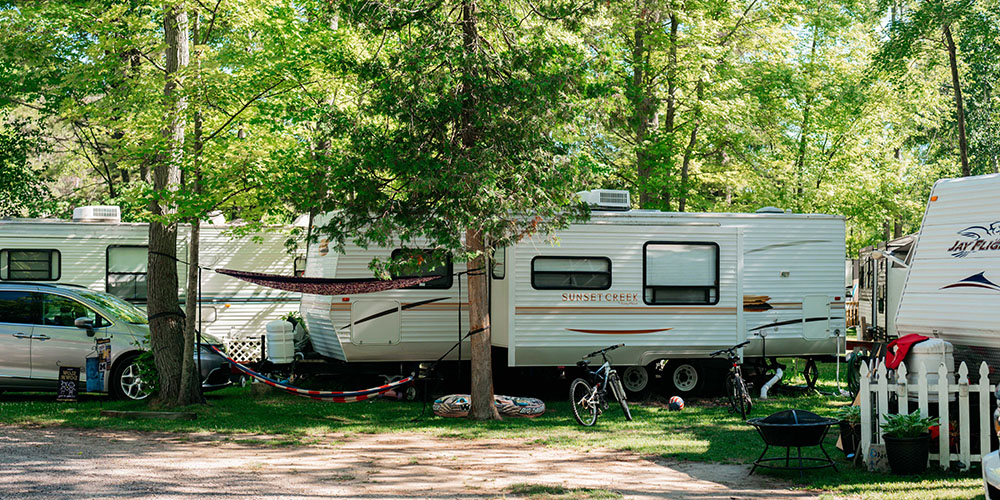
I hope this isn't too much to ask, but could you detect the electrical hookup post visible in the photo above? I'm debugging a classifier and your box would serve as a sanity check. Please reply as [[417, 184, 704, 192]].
[[85, 338, 112, 394]]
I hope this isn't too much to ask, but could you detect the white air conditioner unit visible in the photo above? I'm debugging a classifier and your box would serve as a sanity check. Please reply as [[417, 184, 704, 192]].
[[72, 205, 122, 223], [576, 189, 631, 211]]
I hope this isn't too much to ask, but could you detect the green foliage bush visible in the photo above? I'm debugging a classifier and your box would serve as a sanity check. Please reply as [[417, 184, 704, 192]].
[[880, 410, 939, 438]]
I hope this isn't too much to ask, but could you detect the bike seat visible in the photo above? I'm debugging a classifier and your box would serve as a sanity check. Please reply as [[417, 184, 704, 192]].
[[576, 360, 591, 367]]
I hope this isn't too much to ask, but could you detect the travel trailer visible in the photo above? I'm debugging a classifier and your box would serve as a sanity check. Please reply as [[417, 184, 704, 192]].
[[894, 174, 1000, 378], [857, 234, 915, 339], [0, 206, 305, 344], [300, 191, 848, 395]]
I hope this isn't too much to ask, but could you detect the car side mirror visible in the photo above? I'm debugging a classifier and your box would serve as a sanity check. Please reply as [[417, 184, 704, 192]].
[[74, 317, 96, 337]]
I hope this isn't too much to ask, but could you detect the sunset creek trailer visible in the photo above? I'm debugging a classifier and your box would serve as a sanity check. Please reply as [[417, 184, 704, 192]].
[[0, 206, 305, 343], [301, 191, 847, 395], [895, 173, 1000, 380]]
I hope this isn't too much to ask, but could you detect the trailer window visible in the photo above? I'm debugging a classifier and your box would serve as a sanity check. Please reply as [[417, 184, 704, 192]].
[[107, 245, 148, 302], [389, 249, 453, 289], [643, 242, 719, 305], [0, 249, 61, 281], [531, 257, 612, 290]]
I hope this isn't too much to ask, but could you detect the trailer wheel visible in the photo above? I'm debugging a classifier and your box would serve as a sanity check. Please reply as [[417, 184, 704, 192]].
[[667, 361, 703, 394], [621, 365, 650, 398]]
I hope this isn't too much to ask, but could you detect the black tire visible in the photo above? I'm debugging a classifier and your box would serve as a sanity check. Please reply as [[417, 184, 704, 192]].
[[620, 365, 651, 399], [725, 373, 751, 419], [667, 360, 703, 395], [803, 358, 819, 389], [988, 483, 1000, 500], [609, 373, 632, 421], [111, 354, 151, 401], [569, 378, 598, 426]]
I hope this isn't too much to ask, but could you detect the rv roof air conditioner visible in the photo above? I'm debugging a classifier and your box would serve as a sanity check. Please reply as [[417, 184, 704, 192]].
[[755, 206, 785, 214], [72, 205, 122, 223], [577, 189, 631, 211]]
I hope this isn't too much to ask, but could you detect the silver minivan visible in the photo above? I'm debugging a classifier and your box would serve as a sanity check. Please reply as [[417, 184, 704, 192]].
[[0, 282, 230, 399]]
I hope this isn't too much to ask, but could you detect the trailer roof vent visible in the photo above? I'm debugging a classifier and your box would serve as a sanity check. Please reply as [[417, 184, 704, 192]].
[[577, 189, 631, 211], [72, 205, 121, 223], [755, 206, 785, 214]]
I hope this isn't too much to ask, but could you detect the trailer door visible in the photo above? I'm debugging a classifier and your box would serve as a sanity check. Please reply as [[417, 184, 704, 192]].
[[802, 295, 830, 340]]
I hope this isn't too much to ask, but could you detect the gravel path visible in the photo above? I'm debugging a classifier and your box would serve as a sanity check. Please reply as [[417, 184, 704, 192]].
[[0, 425, 818, 499]]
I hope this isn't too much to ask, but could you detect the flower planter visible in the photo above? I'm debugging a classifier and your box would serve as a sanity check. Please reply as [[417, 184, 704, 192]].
[[839, 421, 861, 457], [883, 433, 931, 475]]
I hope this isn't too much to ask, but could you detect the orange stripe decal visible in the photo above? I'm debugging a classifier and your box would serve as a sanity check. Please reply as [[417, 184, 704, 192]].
[[566, 328, 672, 335]]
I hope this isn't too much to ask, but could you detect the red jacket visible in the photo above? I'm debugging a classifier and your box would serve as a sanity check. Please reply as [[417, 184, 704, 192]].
[[885, 333, 930, 370]]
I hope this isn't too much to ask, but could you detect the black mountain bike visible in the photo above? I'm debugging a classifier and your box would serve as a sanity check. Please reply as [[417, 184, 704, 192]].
[[569, 344, 633, 426], [710, 340, 752, 419]]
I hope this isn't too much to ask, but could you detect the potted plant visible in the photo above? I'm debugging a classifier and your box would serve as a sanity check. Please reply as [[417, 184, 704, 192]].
[[880, 411, 939, 475], [838, 405, 862, 458]]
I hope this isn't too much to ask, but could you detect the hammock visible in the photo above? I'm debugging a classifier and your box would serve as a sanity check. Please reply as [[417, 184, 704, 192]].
[[207, 345, 412, 402], [215, 268, 440, 295]]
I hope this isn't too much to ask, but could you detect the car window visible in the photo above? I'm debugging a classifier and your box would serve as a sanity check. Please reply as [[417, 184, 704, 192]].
[[41, 294, 107, 328], [0, 290, 40, 325], [78, 290, 147, 325]]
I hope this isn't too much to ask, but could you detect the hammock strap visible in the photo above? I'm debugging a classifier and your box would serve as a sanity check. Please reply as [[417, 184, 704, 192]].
[[207, 345, 412, 402]]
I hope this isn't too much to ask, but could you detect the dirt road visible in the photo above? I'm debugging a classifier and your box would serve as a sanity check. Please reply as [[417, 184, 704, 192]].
[[0, 425, 817, 499]]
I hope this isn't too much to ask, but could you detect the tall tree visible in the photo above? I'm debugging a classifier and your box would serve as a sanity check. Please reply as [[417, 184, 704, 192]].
[[311, 0, 592, 419], [147, 1, 191, 405]]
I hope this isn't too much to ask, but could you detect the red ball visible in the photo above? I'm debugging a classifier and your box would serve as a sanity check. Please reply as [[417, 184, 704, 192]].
[[668, 396, 684, 411]]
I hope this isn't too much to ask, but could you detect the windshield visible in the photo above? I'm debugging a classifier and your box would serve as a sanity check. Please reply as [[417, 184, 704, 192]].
[[79, 290, 148, 325]]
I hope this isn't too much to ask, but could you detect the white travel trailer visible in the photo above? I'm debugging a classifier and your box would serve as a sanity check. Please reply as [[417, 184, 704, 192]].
[[895, 173, 1000, 376], [857, 234, 915, 339], [301, 191, 847, 395], [0, 206, 304, 345]]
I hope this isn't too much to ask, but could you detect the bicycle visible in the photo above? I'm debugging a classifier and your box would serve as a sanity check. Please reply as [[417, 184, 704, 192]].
[[569, 343, 633, 426], [710, 340, 752, 419]]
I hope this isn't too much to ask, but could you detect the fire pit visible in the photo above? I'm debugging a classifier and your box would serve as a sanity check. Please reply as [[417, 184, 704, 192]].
[[747, 409, 839, 476]]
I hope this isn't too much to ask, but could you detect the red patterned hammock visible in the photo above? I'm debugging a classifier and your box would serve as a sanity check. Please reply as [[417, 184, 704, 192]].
[[215, 268, 439, 295], [207, 345, 412, 402]]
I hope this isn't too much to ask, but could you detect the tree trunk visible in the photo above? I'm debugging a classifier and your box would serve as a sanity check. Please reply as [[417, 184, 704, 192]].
[[943, 23, 969, 177], [679, 79, 703, 213], [633, 1, 651, 208], [465, 230, 499, 420], [661, 12, 679, 211], [178, 9, 204, 406], [149, 2, 189, 406], [460, 0, 498, 421]]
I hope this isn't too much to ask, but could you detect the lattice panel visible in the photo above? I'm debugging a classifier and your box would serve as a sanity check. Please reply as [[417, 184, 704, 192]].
[[224, 338, 263, 363]]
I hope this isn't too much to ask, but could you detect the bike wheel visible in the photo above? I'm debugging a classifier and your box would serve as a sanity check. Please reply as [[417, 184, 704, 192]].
[[736, 376, 752, 418], [726, 373, 750, 419], [569, 378, 598, 426], [609, 373, 633, 421]]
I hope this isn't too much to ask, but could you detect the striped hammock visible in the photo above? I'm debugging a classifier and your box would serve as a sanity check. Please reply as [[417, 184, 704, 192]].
[[215, 268, 439, 296], [207, 345, 412, 402]]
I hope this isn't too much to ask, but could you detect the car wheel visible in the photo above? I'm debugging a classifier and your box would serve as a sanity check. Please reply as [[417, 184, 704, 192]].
[[667, 361, 703, 395], [112, 354, 151, 401]]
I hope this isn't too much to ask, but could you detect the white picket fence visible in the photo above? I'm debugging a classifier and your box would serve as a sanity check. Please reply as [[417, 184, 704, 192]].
[[860, 359, 995, 471]]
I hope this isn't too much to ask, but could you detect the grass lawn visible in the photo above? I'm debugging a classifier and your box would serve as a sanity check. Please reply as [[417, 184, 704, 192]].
[[0, 359, 986, 500]]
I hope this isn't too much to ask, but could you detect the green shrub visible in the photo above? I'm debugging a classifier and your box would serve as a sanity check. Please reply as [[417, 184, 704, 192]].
[[880, 411, 939, 438]]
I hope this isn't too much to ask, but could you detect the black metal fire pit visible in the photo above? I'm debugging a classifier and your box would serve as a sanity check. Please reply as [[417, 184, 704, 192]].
[[747, 409, 839, 476]]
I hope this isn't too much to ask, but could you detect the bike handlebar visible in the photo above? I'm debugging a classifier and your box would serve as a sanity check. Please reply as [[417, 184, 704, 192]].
[[709, 340, 750, 357], [584, 343, 625, 359]]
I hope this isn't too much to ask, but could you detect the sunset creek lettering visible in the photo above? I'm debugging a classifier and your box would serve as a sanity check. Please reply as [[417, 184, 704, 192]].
[[562, 292, 639, 304]]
